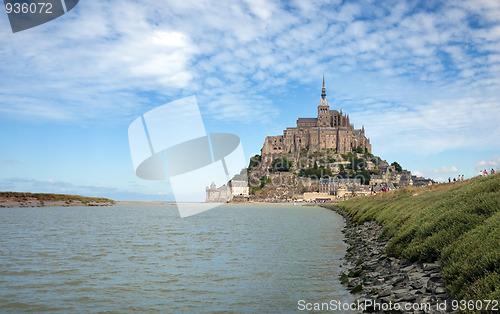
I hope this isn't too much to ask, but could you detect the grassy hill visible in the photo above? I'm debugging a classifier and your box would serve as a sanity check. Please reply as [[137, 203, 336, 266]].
[[0, 191, 115, 205], [331, 173, 500, 300]]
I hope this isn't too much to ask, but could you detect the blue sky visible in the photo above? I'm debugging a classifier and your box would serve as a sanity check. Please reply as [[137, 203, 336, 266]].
[[1, 0, 500, 200]]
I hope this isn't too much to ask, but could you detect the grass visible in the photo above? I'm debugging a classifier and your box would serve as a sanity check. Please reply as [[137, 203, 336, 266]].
[[324, 173, 500, 300], [0, 191, 115, 204]]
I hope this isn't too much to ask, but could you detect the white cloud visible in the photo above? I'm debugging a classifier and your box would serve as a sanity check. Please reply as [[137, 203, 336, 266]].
[[475, 156, 500, 169], [0, 0, 500, 130], [413, 170, 425, 177], [349, 95, 500, 155]]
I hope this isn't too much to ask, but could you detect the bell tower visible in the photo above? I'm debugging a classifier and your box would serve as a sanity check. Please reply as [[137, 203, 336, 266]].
[[318, 74, 330, 127]]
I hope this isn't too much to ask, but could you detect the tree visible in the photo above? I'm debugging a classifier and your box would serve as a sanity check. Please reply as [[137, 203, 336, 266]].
[[348, 157, 366, 171], [259, 176, 271, 188], [371, 155, 382, 165], [248, 154, 261, 169], [391, 161, 403, 172], [357, 170, 371, 185], [271, 157, 292, 172], [352, 146, 363, 154], [297, 166, 332, 178]]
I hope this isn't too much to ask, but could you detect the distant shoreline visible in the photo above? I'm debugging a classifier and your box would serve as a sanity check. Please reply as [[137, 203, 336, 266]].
[[0, 194, 324, 209], [116, 201, 177, 206], [0, 192, 115, 208]]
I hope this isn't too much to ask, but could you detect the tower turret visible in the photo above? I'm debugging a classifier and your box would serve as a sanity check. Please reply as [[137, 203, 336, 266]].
[[318, 74, 330, 127], [321, 74, 326, 100]]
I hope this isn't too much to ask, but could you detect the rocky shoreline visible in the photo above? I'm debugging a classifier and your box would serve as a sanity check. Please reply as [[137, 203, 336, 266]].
[[332, 207, 455, 313]]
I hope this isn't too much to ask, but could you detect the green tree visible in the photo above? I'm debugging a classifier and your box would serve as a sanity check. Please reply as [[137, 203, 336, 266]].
[[357, 170, 371, 185], [271, 157, 292, 172], [297, 167, 332, 178], [324, 166, 333, 177], [371, 155, 382, 165], [344, 152, 354, 160], [348, 157, 367, 171], [391, 161, 403, 172], [248, 154, 261, 169], [259, 176, 271, 188], [352, 146, 363, 154]]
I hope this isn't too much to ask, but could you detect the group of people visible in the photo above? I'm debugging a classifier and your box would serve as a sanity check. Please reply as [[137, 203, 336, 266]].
[[449, 175, 465, 182], [448, 168, 497, 183], [480, 168, 496, 176]]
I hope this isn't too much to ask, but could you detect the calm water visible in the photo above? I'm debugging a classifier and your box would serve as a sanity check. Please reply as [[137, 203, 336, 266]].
[[0, 204, 355, 312]]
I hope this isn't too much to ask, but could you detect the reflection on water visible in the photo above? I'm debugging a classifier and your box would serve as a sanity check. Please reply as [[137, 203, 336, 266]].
[[0, 204, 355, 312]]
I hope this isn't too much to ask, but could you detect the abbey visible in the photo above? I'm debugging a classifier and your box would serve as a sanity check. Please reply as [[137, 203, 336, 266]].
[[261, 77, 371, 163]]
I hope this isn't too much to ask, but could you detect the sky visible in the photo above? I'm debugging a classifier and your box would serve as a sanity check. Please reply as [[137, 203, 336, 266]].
[[1, 0, 500, 200]]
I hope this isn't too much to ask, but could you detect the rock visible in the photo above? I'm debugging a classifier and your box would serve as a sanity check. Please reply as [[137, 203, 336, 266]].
[[401, 264, 416, 272], [410, 281, 423, 289], [379, 295, 397, 304], [329, 207, 455, 312], [377, 288, 392, 298], [388, 276, 405, 285], [423, 263, 440, 271]]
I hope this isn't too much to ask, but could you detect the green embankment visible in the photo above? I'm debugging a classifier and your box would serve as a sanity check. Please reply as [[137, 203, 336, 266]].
[[0, 191, 115, 204], [329, 174, 500, 300]]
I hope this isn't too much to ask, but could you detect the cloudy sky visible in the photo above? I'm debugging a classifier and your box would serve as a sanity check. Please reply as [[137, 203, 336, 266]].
[[1, 0, 500, 200]]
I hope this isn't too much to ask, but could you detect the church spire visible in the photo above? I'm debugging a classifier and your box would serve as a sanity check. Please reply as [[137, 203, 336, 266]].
[[321, 74, 326, 100]]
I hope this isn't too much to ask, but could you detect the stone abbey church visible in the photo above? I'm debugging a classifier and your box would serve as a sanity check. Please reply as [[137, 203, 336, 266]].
[[261, 77, 371, 164]]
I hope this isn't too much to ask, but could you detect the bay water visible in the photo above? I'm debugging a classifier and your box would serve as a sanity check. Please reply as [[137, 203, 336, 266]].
[[0, 203, 356, 312]]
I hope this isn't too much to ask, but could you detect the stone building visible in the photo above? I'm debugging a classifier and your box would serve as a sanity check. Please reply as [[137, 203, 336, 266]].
[[261, 76, 371, 167], [205, 180, 250, 202], [205, 182, 231, 203], [319, 177, 370, 197], [230, 180, 250, 196]]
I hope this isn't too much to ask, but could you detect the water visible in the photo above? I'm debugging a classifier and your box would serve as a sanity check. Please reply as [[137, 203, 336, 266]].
[[0, 203, 356, 312]]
